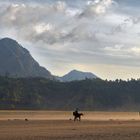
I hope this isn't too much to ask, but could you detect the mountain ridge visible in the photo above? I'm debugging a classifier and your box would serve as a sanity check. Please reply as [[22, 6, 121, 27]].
[[0, 37, 99, 81], [58, 69, 98, 82], [0, 37, 52, 78]]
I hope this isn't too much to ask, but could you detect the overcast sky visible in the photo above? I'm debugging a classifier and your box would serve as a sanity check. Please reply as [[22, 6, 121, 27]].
[[0, 0, 140, 80]]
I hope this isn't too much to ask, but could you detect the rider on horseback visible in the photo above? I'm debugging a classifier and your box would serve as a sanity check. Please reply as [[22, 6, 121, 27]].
[[73, 108, 83, 121], [73, 108, 79, 115]]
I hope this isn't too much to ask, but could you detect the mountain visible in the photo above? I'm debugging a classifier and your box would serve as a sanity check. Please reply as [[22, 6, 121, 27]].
[[59, 70, 98, 82], [0, 38, 52, 78]]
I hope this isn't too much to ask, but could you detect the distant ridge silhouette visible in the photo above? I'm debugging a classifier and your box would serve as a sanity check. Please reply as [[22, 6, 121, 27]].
[[58, 69, 98, 82]]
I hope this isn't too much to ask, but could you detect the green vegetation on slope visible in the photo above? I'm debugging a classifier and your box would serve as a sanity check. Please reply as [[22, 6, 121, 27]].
[[0, 76, 140, 111]]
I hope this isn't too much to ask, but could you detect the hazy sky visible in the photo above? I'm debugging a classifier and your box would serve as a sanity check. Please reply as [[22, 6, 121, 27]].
[[0, 0, 140, 80]]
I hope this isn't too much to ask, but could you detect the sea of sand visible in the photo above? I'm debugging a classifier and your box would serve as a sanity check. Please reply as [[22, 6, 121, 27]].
[[0, 111, 140, 140]]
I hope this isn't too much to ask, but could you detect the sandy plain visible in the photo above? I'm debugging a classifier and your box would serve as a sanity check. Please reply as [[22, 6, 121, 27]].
[[0, 111, 140, 140]]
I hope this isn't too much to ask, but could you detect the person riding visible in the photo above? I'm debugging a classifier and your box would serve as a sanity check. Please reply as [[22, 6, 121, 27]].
[[73, 108, 83, 121], [74, 108, 79, 115]]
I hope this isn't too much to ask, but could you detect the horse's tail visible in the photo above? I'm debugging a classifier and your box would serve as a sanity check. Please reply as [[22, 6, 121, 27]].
[[73, 112, 76, 116]]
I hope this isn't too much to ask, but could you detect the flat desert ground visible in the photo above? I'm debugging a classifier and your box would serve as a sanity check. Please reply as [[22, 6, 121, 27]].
[[0, 111, 140, 140]]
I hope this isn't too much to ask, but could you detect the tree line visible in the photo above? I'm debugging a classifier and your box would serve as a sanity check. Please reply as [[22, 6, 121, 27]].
[[0, 76, 140, 111]]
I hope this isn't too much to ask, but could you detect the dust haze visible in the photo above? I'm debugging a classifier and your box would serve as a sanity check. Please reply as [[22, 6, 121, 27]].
[[1, 111, 140, 140]]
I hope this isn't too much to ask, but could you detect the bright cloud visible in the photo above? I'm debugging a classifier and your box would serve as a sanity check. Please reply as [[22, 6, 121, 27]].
[[34, 23, 54, 34]]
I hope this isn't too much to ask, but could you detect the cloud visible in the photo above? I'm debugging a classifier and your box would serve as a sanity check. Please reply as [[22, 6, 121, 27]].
[[0, 1, 116, 43], [130, 47, 140, 55], [0, 0, 140, 79], [79, 0, 115, 18], [34, 23, 54, 34]]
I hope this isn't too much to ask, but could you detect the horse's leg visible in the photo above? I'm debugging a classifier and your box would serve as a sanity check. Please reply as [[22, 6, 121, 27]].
[[79, 114, 83, 121], [78, 116, 80, 121], [74, 116, 76, 121]]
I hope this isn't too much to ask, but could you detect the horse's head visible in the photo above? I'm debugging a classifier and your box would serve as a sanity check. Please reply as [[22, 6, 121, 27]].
[[80, 113, 84, 116]]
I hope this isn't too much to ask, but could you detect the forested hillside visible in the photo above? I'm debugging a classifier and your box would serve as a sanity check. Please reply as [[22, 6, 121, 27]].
[[0, 76, 140, 111]]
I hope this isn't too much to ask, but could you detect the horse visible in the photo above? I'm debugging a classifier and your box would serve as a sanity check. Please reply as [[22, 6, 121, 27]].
[[73, 112, 83, 121]]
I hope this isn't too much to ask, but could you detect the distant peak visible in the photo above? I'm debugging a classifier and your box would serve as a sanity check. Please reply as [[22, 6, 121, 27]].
[[0, 37, 17, 42], [0, 38, 19, 46], [0, 37, 52, 78], [70, 69, 79, 72], [59, 69, 98, 82], [70, 69, 91, 74], [0, 37, 24, 51]]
